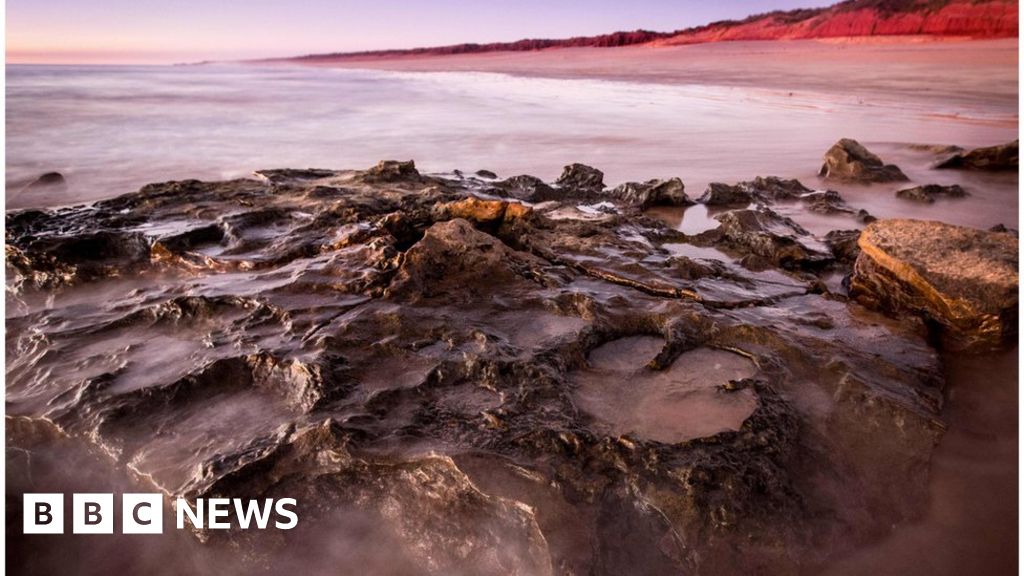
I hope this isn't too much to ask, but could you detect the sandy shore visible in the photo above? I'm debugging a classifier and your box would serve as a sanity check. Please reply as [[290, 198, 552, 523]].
[[294, 38, 1018, 114]]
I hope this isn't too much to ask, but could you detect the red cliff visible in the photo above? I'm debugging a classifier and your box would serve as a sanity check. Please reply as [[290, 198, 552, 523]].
[[283, 0, 1018, 63], [653, 0, 1018, 45]]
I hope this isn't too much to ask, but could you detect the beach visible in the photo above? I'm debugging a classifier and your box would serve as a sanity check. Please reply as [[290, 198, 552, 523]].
[[295, 38, 1018, 113], [6, 36, 1020, 576]]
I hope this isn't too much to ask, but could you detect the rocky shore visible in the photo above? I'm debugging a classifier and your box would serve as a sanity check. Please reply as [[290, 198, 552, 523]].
[[5, 144, 1018, 574]]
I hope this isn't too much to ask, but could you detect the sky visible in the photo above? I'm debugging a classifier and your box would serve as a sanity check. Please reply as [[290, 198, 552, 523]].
[[7, 0, 830, 64]]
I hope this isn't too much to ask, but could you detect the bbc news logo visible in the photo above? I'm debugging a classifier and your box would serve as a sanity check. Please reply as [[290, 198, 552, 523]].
[[23, 493, 298, 534]]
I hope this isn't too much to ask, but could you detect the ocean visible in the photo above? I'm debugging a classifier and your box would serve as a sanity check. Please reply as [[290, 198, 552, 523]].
[[6, 61, 1018, 231]]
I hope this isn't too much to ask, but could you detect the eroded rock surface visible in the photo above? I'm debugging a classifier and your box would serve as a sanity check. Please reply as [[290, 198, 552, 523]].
[[556, 162, 605, 192], [819, 138, 909, 183], [6, 161, 951, 575], [611, 177, 691, 209], [851, 219, 1019, 348], [895, 183, 969, 204], [935, 139, 1018, 171]]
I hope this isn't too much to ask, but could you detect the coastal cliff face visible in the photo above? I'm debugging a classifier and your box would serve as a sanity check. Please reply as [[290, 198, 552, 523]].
[[287, 0, 1017, 63], [653, 0, 1019, 45]]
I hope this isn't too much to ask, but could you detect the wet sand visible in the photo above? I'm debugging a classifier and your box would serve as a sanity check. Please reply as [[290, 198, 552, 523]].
[[299, 39, 1018, 118]]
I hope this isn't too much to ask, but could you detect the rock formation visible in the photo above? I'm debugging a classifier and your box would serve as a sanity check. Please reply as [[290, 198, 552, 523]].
[[850, 219, 1018, 347], [935, 139, 1018, 171], [20, 171, 67, 194], [700, 182, 755, 206], [556, 162, 606, 192], [819, 138, 909, 183], [611, 177, 691, 209], [6, 161, 962, 575], [895, 184, 969, 203]]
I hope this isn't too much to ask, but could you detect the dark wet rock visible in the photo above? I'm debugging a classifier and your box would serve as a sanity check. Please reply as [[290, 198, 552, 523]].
[[556, 163, 605, 192], [254, 168, 336, 184], [5, 208, 56, 239], [475, 169, 498, 179], [499, 169, 686, 212], [361, 159, 423, 183], [701, 177, 813, 205], [744, 176, 812, 201], [8, 230, 151, 288], [908, 143, 964, 156], [388, 218, 546, 302], [156, 223, 226, 252], [699, 177, 858, 219], [700, 182, 754, 206], [22, 171, 67, 193], [800, 189, 853, 215], [851, 219, 1018, 348], [857, 209, 877, 224], [5, 160, 952, 575], [935, 140, 1018, 171], [824, 229, 862, 264], [611, 178, 691, 209], [819, 138, 908, 183], [495, 174, 557, 202], [989, 223, 1019, 237], [895, 184, 969, 204], [714, 208, 832, 269], [700, 178, 814, 207]]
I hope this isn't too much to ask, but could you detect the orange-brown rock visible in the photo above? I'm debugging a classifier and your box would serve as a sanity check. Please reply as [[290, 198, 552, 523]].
[[850, 219, 1018, 347], [433, 196, 533, 225]]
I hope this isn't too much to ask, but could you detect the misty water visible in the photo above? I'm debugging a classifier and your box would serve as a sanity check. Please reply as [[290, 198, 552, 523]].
[[6, 62, 1018, 230], [6, 57, 1020, 575]]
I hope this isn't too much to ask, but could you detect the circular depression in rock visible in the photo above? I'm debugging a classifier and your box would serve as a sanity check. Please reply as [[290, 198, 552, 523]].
[[572, 336, 758, 444]]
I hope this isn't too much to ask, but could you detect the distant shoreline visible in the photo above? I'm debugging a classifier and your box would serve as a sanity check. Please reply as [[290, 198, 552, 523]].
[[258, 34, 1008, 65], [260, 39, 1019, 122], [254, 0, 1017, 65]]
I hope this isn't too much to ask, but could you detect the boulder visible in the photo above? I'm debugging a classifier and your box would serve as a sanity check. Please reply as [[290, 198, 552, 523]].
[[935, 140, 1018, 171], [714, 208, 832, 269], [744, 176, 812, 201], [700, 177, 843, 211], [22, 171, 67, 193], [556, 163, 605, 191], [850, 219, 1018, 347], [801, 190, 853, 215], [989, 224, 1019, 237], [495, 174, 557, 202], [895, 184, 968, 204], [699, 182, 754, 206], [611, 178, 691, 209], [819, 139, 908, 183], [361, 160, 422, 183], [388, 218, 543, 300]]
